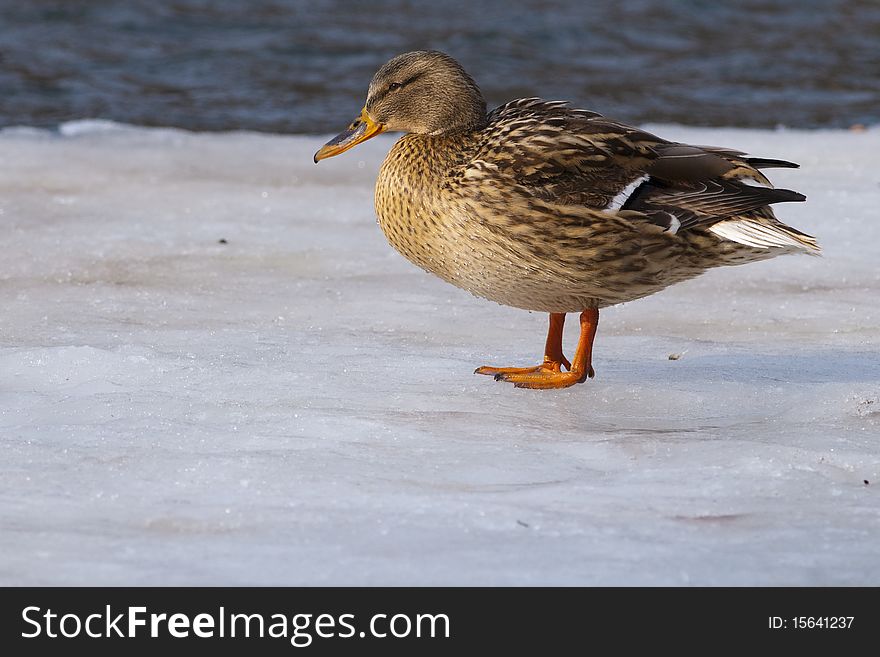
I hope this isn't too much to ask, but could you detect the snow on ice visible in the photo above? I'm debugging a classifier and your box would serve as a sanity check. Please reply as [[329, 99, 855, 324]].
[[0, 122, 878, 585]]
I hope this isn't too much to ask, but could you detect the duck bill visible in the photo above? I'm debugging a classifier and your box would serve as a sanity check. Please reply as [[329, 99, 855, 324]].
[[313, 109, 385, 163]]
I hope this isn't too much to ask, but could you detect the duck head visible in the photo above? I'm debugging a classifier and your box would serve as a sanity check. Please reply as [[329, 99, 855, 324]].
[[314, 50, 487, 162]]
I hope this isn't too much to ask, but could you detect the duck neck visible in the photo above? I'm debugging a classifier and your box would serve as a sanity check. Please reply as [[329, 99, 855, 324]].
[[425, 89, 487, 136], [437, 108, 487, 135]]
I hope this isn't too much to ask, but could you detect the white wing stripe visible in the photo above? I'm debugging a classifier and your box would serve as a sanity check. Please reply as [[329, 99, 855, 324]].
[[607, 174, 649, 210]]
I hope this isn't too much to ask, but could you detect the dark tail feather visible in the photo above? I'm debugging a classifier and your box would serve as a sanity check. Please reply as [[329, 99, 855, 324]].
[[766, 187, 806, 204], [746, 157, 800, 170]]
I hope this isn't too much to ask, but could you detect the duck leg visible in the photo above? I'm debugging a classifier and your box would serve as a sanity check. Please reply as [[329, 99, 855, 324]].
[[477, 309, 598, 390], [475, 313, 570, 377], [474, 313, 571, 380]]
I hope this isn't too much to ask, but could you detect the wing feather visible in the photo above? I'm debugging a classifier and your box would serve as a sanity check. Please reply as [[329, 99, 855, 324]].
[[460, 98, 814, 251]]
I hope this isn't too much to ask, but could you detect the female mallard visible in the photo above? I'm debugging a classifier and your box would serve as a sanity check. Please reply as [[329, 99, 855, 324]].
[[314, 50, 819, 390]]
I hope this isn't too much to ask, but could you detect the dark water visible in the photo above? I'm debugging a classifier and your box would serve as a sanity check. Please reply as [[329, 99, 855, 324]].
[[2, 0, 879, 133]]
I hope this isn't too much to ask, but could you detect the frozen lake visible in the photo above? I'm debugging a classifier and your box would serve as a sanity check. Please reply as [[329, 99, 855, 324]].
[[1, 122, 877, 585]]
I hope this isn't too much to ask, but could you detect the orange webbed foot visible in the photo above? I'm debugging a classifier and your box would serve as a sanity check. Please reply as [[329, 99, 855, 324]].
[[475, 309, 599, 391], [474, 355, 571, 378], [492, 365, 594, 390]]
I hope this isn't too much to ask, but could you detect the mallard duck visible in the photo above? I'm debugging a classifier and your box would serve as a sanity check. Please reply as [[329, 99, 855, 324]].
[[314, 50, 819, 390]]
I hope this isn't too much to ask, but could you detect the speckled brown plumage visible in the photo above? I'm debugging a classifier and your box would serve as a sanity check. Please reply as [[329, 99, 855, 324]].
[[315, 51, 819, 389]]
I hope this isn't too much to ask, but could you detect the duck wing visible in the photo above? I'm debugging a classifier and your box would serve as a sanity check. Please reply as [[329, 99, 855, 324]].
[[474, 98, 661, 208], [467, 99, 816, 252]]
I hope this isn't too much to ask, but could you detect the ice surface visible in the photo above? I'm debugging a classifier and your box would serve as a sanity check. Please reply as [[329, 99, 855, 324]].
[[1, 122, 878, 585]]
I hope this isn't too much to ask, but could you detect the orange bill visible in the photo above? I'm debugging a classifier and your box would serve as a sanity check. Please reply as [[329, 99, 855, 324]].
[[314, 108, 385, 162]]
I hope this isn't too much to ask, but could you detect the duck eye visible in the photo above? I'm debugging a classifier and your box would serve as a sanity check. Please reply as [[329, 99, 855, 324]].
[[388, 82, 402, 91]]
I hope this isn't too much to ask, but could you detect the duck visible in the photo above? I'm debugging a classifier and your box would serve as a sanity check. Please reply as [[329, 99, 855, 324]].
[[314, 50, 819, 390]]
